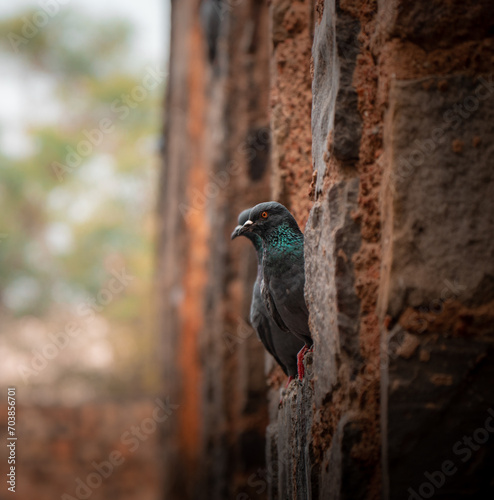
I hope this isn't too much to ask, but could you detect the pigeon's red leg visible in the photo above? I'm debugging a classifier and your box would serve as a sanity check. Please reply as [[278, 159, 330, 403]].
[[284, 376, 294, 388], [297, 345, 309, 379]]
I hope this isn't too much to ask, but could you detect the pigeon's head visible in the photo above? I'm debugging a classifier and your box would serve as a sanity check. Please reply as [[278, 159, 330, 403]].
[[235, 201, 300, 240], [230, 208, 252, 240]]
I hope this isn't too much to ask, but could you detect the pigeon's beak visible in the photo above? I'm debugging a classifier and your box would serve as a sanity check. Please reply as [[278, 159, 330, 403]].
[[230, 225, 243, 240], [234, 220, 254, 238]]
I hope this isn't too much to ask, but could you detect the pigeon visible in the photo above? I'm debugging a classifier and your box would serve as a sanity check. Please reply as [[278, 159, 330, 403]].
[[234, 202, 313, 378], [231, 209, 305, 381]]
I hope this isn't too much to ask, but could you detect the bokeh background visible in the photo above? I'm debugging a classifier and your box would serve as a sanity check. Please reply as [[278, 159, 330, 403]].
[[2, 1, 494, 499], [0, 1, 169, 499]]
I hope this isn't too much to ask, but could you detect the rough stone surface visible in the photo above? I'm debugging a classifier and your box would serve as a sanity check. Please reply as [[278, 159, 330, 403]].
[[159, 0, 494, 498], [377, 1, 494, 499], [381, 0, 494, 50], [270, 0, 314, 225], [381, 75, 494, 320], [384, 334, 494, 499], [380, 71, 494, 500]]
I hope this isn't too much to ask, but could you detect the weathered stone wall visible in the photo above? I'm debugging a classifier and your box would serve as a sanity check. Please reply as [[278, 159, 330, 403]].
[[376, 2, 494, 499], [269, 2, 383, 498], [158, 1, 272, 498], [159, 1, 494, 499]]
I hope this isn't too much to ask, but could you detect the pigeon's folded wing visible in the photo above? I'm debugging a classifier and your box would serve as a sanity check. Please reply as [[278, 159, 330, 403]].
[[250, 282, 288, 374]]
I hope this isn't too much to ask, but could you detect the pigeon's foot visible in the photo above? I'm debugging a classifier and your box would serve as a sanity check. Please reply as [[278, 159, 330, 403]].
[[297, 345, 309, 379], [284, 376, 294, 389]]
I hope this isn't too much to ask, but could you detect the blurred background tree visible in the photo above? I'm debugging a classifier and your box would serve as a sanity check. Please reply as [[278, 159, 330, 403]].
[[0, 5, 164, 404]]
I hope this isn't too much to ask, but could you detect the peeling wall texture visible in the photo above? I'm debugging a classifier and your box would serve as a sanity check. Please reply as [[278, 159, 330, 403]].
[[158, 0, 494, 499]]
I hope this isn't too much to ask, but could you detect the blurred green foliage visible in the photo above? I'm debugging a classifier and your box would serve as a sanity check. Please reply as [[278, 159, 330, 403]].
[[0, 7, 163, 398]]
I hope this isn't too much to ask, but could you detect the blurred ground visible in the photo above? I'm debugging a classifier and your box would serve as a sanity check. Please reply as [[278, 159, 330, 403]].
[[0, 399, 165, 500]]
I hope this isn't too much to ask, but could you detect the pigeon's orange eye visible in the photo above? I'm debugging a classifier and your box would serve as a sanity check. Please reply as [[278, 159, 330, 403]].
[[261, 211, 268, 219]]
